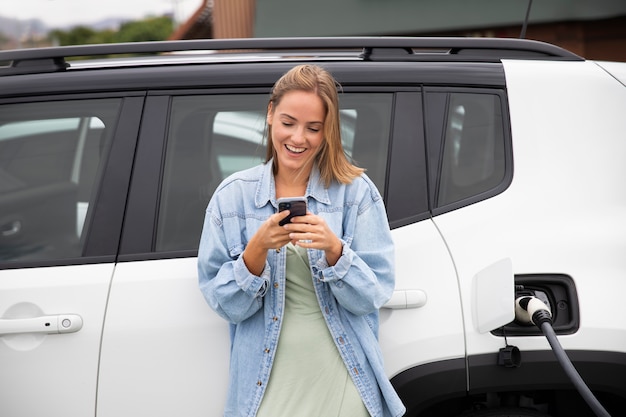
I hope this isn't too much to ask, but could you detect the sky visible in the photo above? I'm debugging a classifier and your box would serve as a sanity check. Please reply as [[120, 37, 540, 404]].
[[1, 0, 199, 28]]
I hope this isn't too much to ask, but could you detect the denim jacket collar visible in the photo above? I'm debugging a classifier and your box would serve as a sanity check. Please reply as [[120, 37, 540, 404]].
[[255, 159, 331, 209]]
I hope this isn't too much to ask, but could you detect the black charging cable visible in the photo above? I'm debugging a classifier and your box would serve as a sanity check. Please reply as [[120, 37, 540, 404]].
[[515, 296, 611, 417]]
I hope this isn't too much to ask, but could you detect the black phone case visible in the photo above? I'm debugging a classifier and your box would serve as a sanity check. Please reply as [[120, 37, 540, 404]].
[[278, 200, 307, 225]]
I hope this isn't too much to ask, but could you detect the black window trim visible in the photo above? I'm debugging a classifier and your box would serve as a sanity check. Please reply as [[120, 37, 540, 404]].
[[118, 95, 171, 258], [386, 91, 430, 230]]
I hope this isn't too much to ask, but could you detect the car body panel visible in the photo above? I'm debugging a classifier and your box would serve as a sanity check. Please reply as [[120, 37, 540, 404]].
[[0, 264, 114, 417], [96, 258, 229, 417], [432, 60, 626, 359], [382, 219, 464, 375]]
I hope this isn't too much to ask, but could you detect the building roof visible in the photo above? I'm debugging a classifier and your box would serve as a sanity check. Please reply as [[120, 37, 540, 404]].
[[169, 0, 212, 40]]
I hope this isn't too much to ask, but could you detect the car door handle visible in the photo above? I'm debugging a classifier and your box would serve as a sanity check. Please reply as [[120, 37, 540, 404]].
[[383, 289, 427, 309], [0, 314, 83, 335], [1, 219, 22, 237]]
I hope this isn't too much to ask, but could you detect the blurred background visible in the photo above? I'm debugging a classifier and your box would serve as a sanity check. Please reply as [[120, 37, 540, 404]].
[[1, 0, 625, 61]]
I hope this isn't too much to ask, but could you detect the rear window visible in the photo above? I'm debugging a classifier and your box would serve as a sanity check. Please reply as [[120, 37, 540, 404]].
[[426, 90, 510, 210]]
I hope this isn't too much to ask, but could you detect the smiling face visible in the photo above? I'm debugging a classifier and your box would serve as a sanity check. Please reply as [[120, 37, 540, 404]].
[[267, 90, 326, 182]]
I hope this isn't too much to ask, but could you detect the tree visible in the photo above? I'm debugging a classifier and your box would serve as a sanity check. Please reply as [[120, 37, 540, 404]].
[[50, 26, 99, 46], [49, 16, 174, 47], [114, 16, 174, 43]]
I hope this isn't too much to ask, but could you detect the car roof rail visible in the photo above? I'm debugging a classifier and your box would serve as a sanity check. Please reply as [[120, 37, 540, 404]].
[[0, 36, 584, 76]]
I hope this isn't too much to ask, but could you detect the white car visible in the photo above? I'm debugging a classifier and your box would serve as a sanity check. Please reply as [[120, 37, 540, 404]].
[[0, 37, 625, 417]]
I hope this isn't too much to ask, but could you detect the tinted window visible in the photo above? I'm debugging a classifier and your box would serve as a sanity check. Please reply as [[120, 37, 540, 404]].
[[436, 92, 507, 206], [156, 93, 393, 252], [0, 99, 121, 262]]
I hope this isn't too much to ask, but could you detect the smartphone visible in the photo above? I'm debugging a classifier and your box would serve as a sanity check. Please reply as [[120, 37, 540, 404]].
[[277, 197, 307, 226]]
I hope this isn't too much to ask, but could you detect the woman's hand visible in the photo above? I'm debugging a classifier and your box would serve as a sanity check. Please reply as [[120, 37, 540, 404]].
[[242, 210, 292, 275], [285, 211, 343, 266]]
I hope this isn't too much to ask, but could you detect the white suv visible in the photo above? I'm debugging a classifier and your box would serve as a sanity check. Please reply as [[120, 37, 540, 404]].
[[0, 37, 625, 417]]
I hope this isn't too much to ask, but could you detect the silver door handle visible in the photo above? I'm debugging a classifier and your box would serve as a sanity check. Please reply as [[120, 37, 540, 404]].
[[383, 290, 427, 309], [0, 314, 83, 335], [1, 220, 21, 237]]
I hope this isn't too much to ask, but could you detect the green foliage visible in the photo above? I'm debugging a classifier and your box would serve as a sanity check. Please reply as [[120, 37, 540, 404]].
[[116, 16, 174, 43], [50, 26, 107, 46], [49, 15, 174, 46]]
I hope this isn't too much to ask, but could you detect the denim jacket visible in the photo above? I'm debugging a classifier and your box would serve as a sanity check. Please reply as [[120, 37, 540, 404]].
[[198, 161, 405, 417]]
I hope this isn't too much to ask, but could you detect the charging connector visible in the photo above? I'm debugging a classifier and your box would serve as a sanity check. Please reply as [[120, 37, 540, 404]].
[[515, 296, 611, 417], [515, 296, 552, 326]]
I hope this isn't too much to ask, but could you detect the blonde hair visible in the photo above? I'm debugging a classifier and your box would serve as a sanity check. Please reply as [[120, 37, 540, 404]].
[[265, 64, 364, 187]]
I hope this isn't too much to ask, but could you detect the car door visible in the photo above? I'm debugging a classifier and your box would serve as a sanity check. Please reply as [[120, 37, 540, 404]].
[[96, 94, 268, 417], [424, 88, 516, 361], [376, 91, 467, 412], [0, 96, 142, 417], [98, 87, 450, 416]]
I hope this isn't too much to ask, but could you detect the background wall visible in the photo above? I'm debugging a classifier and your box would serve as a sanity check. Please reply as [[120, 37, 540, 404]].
[[251, 0, 626, 61]]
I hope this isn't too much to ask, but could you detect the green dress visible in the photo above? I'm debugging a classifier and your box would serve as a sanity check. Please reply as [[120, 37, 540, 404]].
[[256, 243, 370, 417]]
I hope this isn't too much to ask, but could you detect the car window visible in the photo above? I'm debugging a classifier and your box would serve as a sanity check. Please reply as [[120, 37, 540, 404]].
[[155, 93, 393, 252], [0, 99, 121, 263], [437, 92, 507, 206]]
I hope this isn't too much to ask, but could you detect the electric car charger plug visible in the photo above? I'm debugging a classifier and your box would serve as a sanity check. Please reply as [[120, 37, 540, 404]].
[[515, 296, 552, 326], [514, 295, 611, 417]]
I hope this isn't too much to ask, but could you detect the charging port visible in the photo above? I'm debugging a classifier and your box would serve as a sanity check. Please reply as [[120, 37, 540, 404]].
[[492, 273, 579, 337]]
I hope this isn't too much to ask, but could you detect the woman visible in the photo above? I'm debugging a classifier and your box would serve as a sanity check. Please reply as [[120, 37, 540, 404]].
[[198, 64, 405, 417]]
